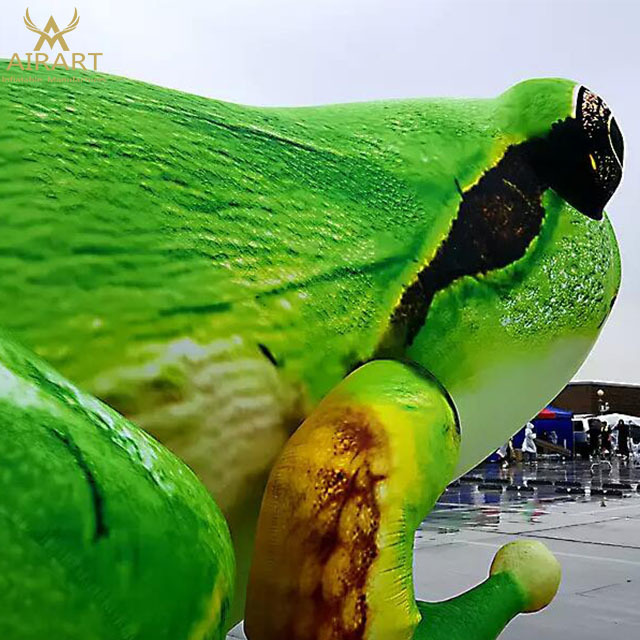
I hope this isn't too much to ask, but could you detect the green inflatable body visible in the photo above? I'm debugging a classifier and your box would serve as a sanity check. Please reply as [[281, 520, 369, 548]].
[[0, 62, 623, 639], [0, 333, 234, 640]]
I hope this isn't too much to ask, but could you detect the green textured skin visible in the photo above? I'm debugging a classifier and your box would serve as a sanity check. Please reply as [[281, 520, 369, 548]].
[[0, 63, 621, 625], [0, 331, 234, 640], [416, 573, 525, 640]]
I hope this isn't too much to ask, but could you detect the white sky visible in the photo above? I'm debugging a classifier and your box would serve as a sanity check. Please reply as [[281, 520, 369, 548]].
[[2, 0, 638, 383]]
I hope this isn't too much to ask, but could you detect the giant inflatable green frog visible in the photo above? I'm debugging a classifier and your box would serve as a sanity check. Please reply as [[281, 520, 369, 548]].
[[0, 63, 623, 640]]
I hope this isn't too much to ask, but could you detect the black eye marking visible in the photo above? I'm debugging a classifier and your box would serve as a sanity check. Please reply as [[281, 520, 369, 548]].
[[258, 342, 279, 367], [378, 88, 624, 351], [377, 140, 546, 352], [536, 86, 622, 220]]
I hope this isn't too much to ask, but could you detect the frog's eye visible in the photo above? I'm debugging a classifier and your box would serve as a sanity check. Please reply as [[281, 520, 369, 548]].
[[578, 86, 624, 171], [533, 86, 623, 220]]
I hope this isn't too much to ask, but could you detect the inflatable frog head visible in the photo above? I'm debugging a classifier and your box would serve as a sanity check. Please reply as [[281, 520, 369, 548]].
[[386, 79, 623, 474]]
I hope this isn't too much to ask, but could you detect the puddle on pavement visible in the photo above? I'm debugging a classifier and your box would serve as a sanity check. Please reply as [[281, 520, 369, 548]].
[[419, 458, 640, 535]]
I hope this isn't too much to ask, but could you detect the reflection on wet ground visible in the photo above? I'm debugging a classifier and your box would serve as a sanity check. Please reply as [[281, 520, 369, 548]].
[[413, 457, 640, 638], [423, 457, 640, 535]]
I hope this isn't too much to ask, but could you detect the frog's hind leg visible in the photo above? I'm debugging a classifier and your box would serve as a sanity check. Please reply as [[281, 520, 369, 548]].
[[244, 359, 560, 640]]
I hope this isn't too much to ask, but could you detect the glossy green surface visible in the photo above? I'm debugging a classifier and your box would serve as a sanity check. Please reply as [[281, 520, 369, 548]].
[[0, 331, 234, 640], [415, 188, 620, 474], [416, 573, 525, 640], [0, 63, 621, 627]]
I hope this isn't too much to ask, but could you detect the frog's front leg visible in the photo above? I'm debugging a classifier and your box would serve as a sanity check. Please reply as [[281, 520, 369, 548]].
[[244, 360, 560, 640]]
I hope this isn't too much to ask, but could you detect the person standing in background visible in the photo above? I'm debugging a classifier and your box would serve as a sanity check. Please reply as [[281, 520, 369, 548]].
[[617, 419, 630, 462], [522, 422, 537, 463], [602, 424, 613, 457], [589, 418, 602, 460], [496, 438, 515, 468]]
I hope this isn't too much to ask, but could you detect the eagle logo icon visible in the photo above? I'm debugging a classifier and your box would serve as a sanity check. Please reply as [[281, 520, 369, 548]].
[[24, 8, 79, 52]]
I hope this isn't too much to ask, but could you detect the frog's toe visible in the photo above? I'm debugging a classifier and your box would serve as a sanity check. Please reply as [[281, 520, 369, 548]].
[[490, 539, 561, 612], [415, 540, 561, 640]]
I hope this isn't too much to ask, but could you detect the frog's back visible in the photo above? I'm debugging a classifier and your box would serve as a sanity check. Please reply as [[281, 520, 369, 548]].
[[0, 64, 484, 399]]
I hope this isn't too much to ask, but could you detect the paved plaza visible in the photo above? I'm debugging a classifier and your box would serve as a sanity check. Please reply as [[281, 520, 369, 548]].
[[418, 458, 640, 638]]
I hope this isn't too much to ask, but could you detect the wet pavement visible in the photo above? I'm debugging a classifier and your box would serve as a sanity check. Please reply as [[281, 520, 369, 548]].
[[416, 457, 640, 638], [229, 457, 640, 639]]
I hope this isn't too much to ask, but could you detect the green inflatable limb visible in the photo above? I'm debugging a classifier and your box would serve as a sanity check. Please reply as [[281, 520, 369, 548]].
[[246, 360, 461, 640], [416, 540, 561, 640], [0, 332, 235, 640], [245, 360, 560, 640]]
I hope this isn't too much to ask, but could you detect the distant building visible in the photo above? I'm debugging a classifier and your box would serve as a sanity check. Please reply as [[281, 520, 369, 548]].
[[552, 381, 640, 416]]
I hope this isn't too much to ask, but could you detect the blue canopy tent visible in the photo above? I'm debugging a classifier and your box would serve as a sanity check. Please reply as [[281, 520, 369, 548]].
[[532, 405, 574, 451], [487, 405, 575, 462], [511, 405, 574, 451]]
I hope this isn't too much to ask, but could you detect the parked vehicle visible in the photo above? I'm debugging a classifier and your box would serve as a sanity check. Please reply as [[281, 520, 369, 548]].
[[572, 415, 593, 459]]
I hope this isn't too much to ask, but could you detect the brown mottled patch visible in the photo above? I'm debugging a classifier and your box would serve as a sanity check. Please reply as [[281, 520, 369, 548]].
[[279, 407, 388, 640]]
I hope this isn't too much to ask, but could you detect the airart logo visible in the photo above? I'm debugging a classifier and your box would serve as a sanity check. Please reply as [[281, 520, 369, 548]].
[[25, 7, 79, 51], [6, 8, 103, 72]]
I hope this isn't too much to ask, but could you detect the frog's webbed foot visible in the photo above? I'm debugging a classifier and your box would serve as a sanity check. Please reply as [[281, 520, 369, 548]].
[[244, 360, 560, 640]]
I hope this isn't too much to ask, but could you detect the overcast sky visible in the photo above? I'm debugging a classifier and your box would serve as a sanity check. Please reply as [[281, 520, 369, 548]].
[[2, 0, 638, 383]]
